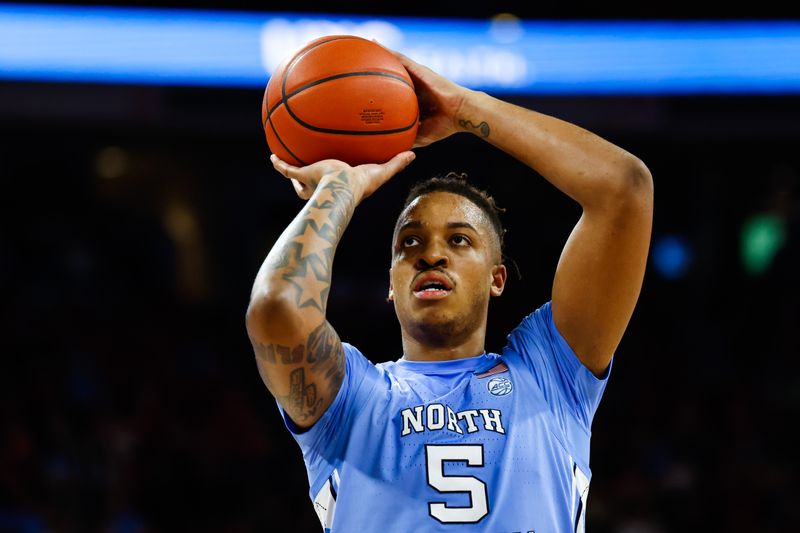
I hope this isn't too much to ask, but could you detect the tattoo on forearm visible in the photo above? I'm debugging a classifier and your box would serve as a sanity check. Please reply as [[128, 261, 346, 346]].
[[458, 118, 490, 138], [268, 171, 356, 313], [253, 321, 345, 423], [251, 172, 352, 422]]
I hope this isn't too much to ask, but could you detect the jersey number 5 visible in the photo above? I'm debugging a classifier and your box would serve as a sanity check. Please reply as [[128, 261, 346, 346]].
[[425, 444, 489, 524]]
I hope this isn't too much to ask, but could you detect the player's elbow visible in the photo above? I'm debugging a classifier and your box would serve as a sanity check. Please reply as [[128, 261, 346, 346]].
[[626, 157, 654, 200], [626, 158, 654, 218], [245, 293, 303, 345], [603, 156, 654, 213]]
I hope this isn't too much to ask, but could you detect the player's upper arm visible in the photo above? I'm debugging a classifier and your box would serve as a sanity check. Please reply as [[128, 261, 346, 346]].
[[245, 295, 345, 429], [552, 159, 654, 376]]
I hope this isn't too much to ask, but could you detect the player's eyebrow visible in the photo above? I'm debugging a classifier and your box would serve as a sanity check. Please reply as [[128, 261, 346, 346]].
[[397, 220, 478, 233], [395, 220, 479, 236], [396, 220, 422, 234], [445, 222, 479, 233]]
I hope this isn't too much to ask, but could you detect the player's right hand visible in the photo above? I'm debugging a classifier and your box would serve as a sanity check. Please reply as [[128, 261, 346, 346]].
[[270, 151, 416, 203], [378, 44, 471, 148]]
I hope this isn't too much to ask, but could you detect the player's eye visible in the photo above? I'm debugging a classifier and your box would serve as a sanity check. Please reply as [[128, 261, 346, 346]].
[[450, 234, 471, 246], [402, 236, 420, 248]]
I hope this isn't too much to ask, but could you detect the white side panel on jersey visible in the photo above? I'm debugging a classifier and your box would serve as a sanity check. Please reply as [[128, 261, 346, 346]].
[[313, 470, 339, 531], [571, 460, 591, 533]]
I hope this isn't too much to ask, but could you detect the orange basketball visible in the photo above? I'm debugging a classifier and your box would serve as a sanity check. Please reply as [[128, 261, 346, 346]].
[[262, 35, 419, 167]]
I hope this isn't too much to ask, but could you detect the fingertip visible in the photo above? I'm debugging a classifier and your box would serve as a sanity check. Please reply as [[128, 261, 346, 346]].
[[389, 150, 415, 171], [389, 151, 413, 165]]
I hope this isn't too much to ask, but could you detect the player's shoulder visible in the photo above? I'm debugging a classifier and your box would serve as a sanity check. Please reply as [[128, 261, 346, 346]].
[[520, 299, 554, 325], [503, 300, 554, 343], [341, 341, 396, 370]]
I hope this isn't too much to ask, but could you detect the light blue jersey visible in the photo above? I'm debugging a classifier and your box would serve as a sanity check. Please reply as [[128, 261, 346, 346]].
[[279, 301, 611, 532]]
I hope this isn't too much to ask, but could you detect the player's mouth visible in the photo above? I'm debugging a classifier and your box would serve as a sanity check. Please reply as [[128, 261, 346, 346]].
[[412, 271, 454, 300]]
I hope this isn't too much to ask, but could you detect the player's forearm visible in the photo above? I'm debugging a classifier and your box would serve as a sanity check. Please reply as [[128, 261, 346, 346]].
[[248, 171, 357, 332], [457, 91, 652, 208]]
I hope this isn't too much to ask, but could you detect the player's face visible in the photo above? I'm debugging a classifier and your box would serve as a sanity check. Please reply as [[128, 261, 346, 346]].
[[389, 192, 506, 346]]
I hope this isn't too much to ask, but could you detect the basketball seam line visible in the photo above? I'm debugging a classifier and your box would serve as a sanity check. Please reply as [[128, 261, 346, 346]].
[[265, 70, 413, 125], [278, 36, 417, 135], [267, 113, 308, 166], [283, 73, 417, 135], [263, 34, 353, 129], [268, 75, 417, 136], [280, 35, 356, 112], [265, 35, 353, 165]]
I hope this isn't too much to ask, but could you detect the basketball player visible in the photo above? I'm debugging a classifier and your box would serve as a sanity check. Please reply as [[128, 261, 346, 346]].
[[246, 49, 654, 532]]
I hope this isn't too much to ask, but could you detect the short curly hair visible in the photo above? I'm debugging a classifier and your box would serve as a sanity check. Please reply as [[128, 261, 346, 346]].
[[394, 172, 506, 261]]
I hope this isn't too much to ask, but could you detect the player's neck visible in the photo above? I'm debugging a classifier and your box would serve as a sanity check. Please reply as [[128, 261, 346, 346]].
[[400, 327, 487, 362]]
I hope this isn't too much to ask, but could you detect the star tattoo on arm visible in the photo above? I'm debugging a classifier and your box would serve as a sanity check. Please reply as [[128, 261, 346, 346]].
[[268, 172, 356, 316]]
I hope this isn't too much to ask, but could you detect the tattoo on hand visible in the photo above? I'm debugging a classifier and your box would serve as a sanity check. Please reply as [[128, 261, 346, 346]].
[[458, 118, 490, 138]]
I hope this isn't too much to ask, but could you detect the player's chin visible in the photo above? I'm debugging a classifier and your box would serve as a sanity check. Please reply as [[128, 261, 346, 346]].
[[409, 312, 464, 342], [410, 306, 459, 327]]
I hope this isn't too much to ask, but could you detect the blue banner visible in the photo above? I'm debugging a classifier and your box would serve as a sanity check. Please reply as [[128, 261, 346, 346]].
[[1, 3, 799, 94]]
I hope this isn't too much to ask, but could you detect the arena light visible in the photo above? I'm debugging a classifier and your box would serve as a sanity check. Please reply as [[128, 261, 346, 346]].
[[740, 213, 786, 276], [652, 235, 692, 280], [1, 3, 799, 94]]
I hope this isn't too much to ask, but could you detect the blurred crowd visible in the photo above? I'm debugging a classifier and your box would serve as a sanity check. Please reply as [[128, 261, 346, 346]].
[[1, 98, 798, 532]]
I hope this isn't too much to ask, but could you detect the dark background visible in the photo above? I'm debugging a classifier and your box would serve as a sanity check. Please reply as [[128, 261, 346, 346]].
[[2, 2, 799, 532]]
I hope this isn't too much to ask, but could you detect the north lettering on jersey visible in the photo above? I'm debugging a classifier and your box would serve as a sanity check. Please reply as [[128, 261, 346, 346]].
[[400, 404, 506, 436]]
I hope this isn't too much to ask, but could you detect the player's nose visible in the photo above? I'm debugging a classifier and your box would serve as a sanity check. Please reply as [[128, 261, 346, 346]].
[[415, 241, 449, 270]]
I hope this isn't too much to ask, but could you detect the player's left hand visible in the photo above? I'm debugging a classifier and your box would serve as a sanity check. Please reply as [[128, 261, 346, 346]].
[[379, 44, 471, 148], [270, 151, 415, 204]]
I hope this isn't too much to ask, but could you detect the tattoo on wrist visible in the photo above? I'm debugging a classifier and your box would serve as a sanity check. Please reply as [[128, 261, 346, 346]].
[[458, 118, 490, 138]]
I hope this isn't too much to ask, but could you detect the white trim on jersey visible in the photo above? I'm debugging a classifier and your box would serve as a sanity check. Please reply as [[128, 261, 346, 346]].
[[570, 460, 591, 533], [313, 468, 339, 531]]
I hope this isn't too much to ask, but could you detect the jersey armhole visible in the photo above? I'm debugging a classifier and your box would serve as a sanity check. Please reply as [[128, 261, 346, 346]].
[[547, 301, 613, 383]]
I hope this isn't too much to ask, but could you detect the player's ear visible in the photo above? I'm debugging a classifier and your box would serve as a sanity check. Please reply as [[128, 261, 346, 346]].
[[490, 264, 507, 297], [387, 272, 394, 302]]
